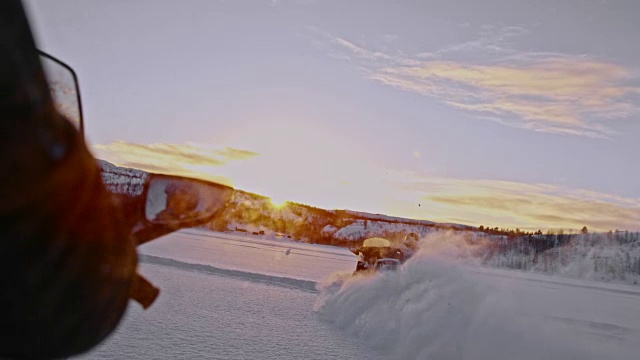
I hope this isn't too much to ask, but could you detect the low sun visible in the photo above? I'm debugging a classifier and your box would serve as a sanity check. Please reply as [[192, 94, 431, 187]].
[[269, 196, 288, 209]]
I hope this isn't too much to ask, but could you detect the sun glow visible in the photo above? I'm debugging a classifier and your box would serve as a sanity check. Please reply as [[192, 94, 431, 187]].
[[94, 137, 640, 232], [269, 196, 288, 208]]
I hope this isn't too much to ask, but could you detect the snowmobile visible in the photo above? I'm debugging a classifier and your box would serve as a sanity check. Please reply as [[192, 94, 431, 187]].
[[351, 237, 406, 274]]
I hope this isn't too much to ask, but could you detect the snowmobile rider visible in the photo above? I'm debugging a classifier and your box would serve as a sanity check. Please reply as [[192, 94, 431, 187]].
[[355, 251, 367, 271], [1, 1, 138, 358]]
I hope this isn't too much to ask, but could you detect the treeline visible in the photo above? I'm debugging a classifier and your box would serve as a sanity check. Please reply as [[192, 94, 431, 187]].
[[208, 192, 345, 244], [473, 230, 640, 282], [207, 192, 438, 247]]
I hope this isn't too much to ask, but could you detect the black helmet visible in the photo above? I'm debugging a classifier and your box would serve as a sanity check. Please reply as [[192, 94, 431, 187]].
[[1, 1, 137, 357]]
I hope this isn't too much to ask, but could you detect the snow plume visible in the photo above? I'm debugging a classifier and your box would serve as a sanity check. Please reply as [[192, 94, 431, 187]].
[[315, 258, 495, 359], [314, 237, 514, 359], [315, 232, 640, 359], [414, 231, 640, 284], [411, 230, 486, 260]]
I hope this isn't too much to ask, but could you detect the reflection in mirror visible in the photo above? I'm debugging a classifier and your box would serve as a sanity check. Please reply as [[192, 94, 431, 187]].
[[145, 176, 232, 225], [39, 52, 83, 132]]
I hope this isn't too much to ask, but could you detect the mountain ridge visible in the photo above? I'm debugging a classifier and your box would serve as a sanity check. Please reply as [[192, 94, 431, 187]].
[[98, 160, 478, 245]]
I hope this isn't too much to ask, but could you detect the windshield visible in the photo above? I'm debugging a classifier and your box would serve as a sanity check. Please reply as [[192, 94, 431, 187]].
[[26, 1, 640, 359]]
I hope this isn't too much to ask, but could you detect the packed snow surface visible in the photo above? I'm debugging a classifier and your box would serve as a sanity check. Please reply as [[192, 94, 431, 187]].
[[79, 230, 640, 359]]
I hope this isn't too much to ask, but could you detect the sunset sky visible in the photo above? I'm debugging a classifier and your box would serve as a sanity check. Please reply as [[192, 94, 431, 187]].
[[25, 0, 640, 231]]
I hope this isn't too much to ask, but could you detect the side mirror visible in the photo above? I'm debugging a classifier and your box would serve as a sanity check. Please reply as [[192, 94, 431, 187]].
[[144, 174, 233, 227], [38, 50, 84, 134]]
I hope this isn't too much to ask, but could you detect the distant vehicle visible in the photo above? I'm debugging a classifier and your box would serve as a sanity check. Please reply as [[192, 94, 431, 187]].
[[259, 230, 265, 235], [374, 258, 401, 272], [252, 231, 259, 235], [235, 227, 247, 232], [351, 237, 406, 273]]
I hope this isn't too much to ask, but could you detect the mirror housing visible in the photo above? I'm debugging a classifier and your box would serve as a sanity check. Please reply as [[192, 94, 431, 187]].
[[38, 50, 84, 134]]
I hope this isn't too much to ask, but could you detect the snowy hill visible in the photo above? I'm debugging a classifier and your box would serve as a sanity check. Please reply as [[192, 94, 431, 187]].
[[96, 161, 481, 245], [332, 219, 436, 241], [340, 210, 436, 225], [99, 160, 640, 281], [96, 162, 640, 284]]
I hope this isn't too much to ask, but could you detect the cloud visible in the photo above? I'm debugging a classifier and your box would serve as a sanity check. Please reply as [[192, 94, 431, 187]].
[[393, 174, 640, 231], [305, 26, 419, 67], [417, 24, 528, 59], [270, 0, 316, 6], [382, 34, 398, 42], [312, 26, 640, 138], [214, 147, 261, 161], [93, 141, 640, 231], [377, 57, 637, 137], [93, 141, 259, 185]]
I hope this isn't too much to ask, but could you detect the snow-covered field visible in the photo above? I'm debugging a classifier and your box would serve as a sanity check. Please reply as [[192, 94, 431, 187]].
[[79, 230, 640, 359]]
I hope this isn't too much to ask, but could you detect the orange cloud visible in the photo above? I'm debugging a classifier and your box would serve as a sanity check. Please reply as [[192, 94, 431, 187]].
[[93, 141, 259, 185], [389, 174, 640, 232], [214, 147, 261, 161], [92, 142, 640, 232], [92, 139, 393, 213], [314, 28, 640, 138], [374, 58, 638, 137]]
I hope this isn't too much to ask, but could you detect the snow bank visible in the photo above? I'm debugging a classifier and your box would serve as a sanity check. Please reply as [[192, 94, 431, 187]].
[[315, 232, 640, 359], [140, 254, 317, 292]]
